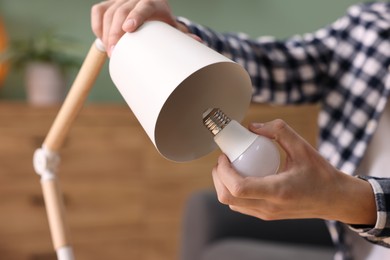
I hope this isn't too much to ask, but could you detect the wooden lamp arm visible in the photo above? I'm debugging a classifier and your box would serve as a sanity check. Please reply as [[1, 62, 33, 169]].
[[33, 40, 107, 260], [44, 39, 107, 151]]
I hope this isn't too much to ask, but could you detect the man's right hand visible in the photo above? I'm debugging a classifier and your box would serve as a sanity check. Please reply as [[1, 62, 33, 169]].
[[91, 0, 185, 56]]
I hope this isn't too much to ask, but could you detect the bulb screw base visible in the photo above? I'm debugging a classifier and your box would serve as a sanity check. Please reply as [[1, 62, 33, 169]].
[[203, 108, 231, 136]]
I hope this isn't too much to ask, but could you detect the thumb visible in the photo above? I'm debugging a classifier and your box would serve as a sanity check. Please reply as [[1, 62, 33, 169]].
[[249, 119, 306, 158]]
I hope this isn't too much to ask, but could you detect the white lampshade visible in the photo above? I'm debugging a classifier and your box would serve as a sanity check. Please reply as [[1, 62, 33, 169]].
[[109, 21, 252, 162]]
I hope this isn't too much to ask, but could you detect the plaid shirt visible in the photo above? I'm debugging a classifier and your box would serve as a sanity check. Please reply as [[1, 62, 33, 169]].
[[179, 2, 390, 259]]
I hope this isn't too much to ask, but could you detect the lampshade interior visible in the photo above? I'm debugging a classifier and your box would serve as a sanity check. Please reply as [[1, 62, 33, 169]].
[[155, 61, 252, 162]]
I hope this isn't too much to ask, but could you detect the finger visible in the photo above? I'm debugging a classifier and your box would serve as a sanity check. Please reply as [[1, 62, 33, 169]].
[[216, 154, 285, 200], [212, 165, 235, 205], [91, 1, 113, 40], [102, 1, 124, 51], [249, 119, 308, 160], [212, 158, 252, 205], [215, 154, 246, 196], [107, 1, 138, 55], [124, 0, 176, 32], [122, 0, 152, 32], [212, 164, 268, 208]]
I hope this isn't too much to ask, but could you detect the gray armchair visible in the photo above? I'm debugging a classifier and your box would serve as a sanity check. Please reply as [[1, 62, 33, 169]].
[[180, 189, 335, 260]]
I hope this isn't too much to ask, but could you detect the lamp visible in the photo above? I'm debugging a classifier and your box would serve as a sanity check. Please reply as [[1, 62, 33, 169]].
[[33, 21, 252, 260], [109, 21, 253, 161]]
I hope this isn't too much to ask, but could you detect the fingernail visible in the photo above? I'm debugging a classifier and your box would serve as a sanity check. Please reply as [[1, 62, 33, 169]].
[[123, 19, 136, 30], [250, 123, 264, 129]]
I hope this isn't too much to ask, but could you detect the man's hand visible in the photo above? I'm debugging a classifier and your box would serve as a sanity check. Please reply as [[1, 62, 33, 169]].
[[91, 0, 185, 56], [212, 119, 377, 225]]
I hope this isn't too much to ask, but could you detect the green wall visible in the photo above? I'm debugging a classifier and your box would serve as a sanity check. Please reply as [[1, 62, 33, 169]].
[[0, 0, 371, 102]]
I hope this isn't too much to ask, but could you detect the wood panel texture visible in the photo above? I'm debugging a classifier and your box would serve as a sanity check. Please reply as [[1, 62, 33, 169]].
[[0, 102, 318, 260]]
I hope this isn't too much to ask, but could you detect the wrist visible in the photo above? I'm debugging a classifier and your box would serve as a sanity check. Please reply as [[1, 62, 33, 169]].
[[329, 172, 376, 225]]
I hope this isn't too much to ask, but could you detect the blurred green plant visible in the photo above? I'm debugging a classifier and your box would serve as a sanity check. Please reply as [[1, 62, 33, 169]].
[[0, 30, 81, 72]]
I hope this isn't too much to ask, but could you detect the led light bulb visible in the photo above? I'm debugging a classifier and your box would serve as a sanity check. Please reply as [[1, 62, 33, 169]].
[[203, 108, 280, 177]]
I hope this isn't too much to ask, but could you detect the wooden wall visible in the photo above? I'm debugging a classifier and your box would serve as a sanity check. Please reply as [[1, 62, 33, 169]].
[[0, 102, 318, 260]]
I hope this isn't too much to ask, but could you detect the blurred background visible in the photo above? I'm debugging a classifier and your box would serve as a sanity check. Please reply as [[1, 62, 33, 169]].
[[0, 1, 369, 260], [0, 0, 368, 103]]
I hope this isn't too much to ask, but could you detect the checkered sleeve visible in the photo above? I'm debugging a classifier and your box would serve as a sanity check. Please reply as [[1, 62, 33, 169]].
[[348, 176, 390, 247], [177, 15, 344, 104], [179, 2, 390, 250]]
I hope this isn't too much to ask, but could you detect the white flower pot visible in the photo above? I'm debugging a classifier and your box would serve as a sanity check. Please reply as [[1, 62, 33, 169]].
[[25, 62, 66, 106]]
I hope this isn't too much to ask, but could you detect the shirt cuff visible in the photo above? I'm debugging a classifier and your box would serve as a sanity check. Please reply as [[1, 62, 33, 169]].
[[348, 176, 390, 244]]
